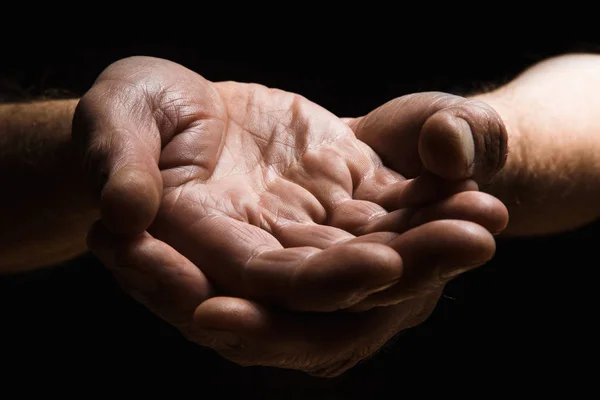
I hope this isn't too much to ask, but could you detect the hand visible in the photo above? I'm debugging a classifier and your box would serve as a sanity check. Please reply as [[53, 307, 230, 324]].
[[341, 91, 509, 312], [346, 91, 508, 184], [88, 218, 498, 377], [74, 56, 507, 375]]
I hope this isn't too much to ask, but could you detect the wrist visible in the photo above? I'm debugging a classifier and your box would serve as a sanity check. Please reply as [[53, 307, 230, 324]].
[[0, 98, 100, 272], [469, 88, 600, 236]]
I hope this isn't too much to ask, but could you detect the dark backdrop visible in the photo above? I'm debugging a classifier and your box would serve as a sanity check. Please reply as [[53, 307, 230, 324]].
[[0, 40, 597, 396]]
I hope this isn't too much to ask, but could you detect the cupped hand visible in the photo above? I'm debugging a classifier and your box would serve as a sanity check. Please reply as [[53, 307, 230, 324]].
[[334, 91, 510, 310], [74, 56, 508, 375], [75, 56, 506, 312], [89, 218, 496, 377]]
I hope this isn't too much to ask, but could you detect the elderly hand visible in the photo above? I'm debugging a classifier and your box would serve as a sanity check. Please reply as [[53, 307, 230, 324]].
[[74, 56, 508, 376]]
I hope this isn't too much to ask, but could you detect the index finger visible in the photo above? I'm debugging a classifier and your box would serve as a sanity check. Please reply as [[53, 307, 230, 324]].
[[149, 214, 403, 312]]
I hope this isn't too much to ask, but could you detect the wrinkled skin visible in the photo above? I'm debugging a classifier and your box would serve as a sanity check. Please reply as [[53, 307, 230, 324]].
[[74, 57, 508, 376]]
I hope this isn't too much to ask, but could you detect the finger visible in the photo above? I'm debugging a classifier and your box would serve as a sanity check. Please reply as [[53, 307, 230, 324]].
[[348, 92, 508, 183], [192, 294, 440, 376], [325, 199, 387, 233], [286, 146, 353, 217], [150, 214, 403, 312], [350, 220, 496, 310], [192, 297, 394, 376], [255, 174, 329, 223], [87, 221, 213, 325], [289, 140, 394, 231], [246, 242, 402, 311], [407, 191, 508, 234], [72, 85, 163, 235], [355, 191, 509, 236], [419, 101, 508, 182], [273, 222, 355, 248], [354, 169, 478, 211]]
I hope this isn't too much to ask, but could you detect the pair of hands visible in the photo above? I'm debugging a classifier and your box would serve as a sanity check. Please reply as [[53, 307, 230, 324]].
[[73, 57, 508, 376]]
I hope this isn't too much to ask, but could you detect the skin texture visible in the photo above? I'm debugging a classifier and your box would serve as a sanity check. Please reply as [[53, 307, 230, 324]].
[[471, 53, 600, 236], [7, 53, 595, 275], [352, 53, 600, 238], [5, 53, 600, 376], [345, 92, 508, 185], [74, 56, 509, 376]]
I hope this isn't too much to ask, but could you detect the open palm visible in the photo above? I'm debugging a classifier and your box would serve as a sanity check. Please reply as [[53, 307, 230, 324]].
[[139, 74, 494, 312], [76, 56, 507, 374]]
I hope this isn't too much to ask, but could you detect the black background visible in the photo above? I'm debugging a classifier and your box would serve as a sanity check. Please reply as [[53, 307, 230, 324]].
[[0, 40, 597, 396]]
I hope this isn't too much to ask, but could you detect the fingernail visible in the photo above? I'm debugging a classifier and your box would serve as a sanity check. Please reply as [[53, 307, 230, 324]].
[[455, 117, 475, 173]]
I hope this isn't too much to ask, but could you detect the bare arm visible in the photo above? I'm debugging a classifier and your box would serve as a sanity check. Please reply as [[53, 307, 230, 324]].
[[0, 99, 99, 273], [471, 53, 600, 236], [3, 53, 597, 272]]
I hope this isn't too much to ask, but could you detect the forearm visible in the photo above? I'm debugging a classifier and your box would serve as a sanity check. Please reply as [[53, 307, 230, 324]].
[[470, 53, 600, 236], [0, 99, 99, 273]]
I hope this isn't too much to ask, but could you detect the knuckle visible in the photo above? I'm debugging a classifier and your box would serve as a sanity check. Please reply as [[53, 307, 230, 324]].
[[426, 92, 465, 110], [452, 99, 509, 182]]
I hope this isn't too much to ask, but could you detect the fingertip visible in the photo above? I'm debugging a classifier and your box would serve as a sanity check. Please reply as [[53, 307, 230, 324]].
[[423, 100, 509, 183], [435, 221, 497, 279], [343, 242, 404, 280], [480, 195, 509, 234], [495, 206, 510, 235], [391, 219, 498, 266], [465, 100, 509, 183], [450, 220, 497, 262], [411, 191, 509, 234], [310, 242, 404, 309], [419, 111, 475, 180], [194, 297, 268, 333], [101, 166, 162, 235], [354, 221, 498, 309], [468, 193, 509, 234]]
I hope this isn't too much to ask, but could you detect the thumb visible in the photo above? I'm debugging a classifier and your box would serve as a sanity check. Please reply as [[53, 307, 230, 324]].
[[72, 83, 163, 236], [348, 92, 508, 183]]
